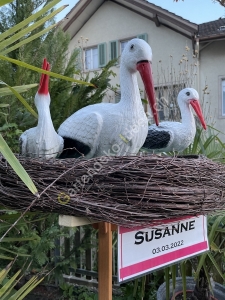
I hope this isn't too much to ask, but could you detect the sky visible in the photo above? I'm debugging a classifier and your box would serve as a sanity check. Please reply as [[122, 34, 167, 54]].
[[56, 0, 225, 24]]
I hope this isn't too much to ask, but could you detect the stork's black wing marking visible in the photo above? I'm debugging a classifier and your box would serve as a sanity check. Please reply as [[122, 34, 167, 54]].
[[142, 129, 171, 149], [58, 137, 91, 159]]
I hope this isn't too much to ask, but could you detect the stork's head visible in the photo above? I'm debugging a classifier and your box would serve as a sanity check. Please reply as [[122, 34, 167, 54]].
[[121, 38, 159, 126], [35, 58, 50, 107], [178, 88, 207, 130]]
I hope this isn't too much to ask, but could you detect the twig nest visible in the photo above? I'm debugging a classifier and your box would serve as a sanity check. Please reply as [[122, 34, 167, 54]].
[[0, 154, 225, 227]]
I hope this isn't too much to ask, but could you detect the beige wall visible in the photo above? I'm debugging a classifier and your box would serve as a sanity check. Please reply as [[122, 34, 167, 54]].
[[68, 1, 196, 92], [199, 40, 225, 139]]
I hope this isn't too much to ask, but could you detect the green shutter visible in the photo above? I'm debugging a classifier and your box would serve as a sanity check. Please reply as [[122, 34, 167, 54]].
[[137, 33, 148, 43], [109, 40, 118, 60], [75, 47, 82, 72], [98, 43, 107, 67]]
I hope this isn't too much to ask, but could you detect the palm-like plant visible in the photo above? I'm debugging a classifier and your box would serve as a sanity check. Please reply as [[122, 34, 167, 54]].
[[181, 126, 225, 162], [162, 127, 225, 300], [0, 1, 94, 298], [0, 260, 45, 300], [0, 0, 94, 193]]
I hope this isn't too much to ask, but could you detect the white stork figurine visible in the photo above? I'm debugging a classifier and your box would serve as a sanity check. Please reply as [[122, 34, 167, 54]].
[[20, 58, 63, 159], [142, 88, 207, 153], [58, 38, 159, 158]]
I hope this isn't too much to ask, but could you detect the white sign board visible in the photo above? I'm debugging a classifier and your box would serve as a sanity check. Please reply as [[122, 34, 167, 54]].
[[118, 215, 209, 282]]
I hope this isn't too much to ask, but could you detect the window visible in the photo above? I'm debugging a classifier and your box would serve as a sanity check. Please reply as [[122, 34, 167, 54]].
[[109, 40, 118, 60], [84, 43, 107, 70], [120, 40, 129, 54], [222, 80, 225, 116], [109, 34, 148, 62], [137, 33, 148, 42], [114, 91, 121, 103], [153, 85, 185, 122], [85, 47, 98, 70]]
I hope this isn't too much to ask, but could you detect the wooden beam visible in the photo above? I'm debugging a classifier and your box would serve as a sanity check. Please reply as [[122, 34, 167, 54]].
[[153, 13, 160, 27], [59, 215, 98, 227], [98, 222, 113, 300], [192, 35, 196, 54]]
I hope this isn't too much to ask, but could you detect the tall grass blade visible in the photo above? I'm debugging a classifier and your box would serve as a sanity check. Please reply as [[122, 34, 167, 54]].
[[0, 270, 21, 297], [0, 134, 38, 195], [0, 6, 66, 52], [0, 0, 60, 42], [0, 81, 37, 118], [1, 23, 58, 55], [181, 262, 187, 300], [0, 56, 95, 87], [165, 267, 170, 300], [0, 0, 13, 6], [0, 84, 37, 97]]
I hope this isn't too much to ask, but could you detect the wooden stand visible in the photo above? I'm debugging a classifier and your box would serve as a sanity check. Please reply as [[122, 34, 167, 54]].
[[96, 222, 113, 300], [59, 216, 117, 300]]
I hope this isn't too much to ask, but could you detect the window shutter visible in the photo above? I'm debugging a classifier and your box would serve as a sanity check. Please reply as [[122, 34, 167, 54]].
[[98, 43, 107, 67], [75, 47, 83, 72], [222, 79, 225, 115], [109, 40, 118, 60], [137, 33, 148, 43], [114, 91, 121, 103]]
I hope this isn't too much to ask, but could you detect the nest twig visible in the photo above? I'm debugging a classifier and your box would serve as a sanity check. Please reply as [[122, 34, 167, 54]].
[[0, 154, 225, 227]]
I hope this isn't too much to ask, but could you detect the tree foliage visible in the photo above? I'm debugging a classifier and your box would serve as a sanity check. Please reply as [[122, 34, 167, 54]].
[[174, 0, 225, 7], [0, 0, 78, 150]]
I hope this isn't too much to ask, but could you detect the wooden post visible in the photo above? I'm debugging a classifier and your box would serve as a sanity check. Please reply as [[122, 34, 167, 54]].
[[59, 216, 117, 300], [98, 222, 112, 300]]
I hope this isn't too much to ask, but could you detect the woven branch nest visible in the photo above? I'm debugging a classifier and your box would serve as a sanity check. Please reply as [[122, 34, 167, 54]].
[[0, 154, 225, 227]]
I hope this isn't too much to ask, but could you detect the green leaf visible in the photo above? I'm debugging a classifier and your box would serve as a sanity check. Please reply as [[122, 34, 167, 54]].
[[165, 267, 170, 300], [0, 81, 38, 118], [0, 134, 38, 195], [207, 252, 225, 280], [0, 55, 95, 87], [1, 23, 58, 56], [0, 84, 38, 97], [0, 0, 13, 7], [0, 5, 66, 52], [16, 276, 44, 300], [1, 237, 39, 242], [0, 261, 14, 284], [0, 0, 60, 42], [0, 246, 30, 257], [133, 278, 138, 297], [0, 255, 14, 260], [171, 264, 176, 294], [0, 270, 21, 297], [210, 241, 220, 252], [181, 262, 187, 300]]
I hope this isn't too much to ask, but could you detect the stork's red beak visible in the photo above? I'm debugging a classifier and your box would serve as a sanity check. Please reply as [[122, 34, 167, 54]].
[[38, 58, 50, 95], [137, 61, 159, 126], [190, 99, 207, 130]]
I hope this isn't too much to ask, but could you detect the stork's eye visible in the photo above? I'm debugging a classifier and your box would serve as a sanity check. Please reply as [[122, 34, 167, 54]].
[[186, 92, 190, 96], [130, 44, 134, 50]]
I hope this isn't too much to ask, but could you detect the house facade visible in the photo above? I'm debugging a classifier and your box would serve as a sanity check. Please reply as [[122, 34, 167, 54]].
[[61, 0, 225, 141]]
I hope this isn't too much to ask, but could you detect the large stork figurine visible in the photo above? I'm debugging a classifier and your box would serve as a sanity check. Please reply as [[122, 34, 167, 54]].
[[20, 59, 63, 159], [142, 88, 207, 153], [58, 38, 159, 159]]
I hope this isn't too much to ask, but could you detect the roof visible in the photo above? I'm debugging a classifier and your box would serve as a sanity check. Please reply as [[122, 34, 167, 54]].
[[61, 0, 225, 42], [61, 0, 198, 40], [198, 18, 225, 41]]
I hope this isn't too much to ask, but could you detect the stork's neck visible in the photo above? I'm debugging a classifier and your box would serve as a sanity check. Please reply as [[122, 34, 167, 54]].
[[35, 93, 55, 133], [119, 66, 144, 114], [179, 101, 196, 130]]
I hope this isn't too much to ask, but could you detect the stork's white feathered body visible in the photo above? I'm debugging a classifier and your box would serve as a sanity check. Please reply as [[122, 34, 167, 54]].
[[20, 59, 63, 159], [142, 88, 207, 152], [58, 38, 158, 158]]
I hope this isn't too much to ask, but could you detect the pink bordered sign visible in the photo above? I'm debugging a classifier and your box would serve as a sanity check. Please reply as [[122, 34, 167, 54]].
[[118, 215, 209, 282]]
